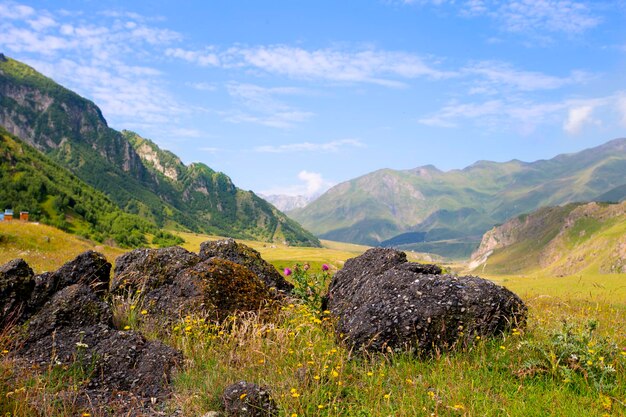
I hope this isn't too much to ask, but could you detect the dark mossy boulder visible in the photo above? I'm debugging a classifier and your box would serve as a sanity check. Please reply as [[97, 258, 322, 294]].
[[326, 248, 527, 354], [110, 246, 200, 293], [139, 258, 279, 322], [0, 258, 35, 327], [200, 238, 293, 293]]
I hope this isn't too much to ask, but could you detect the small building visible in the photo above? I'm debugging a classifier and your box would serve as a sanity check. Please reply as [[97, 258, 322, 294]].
[[3, 209, 13, 221], [20, 211, 29, 221]]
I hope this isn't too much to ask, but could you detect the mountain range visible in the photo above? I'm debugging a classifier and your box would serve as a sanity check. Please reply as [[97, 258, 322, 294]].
[[0, 54, 319, 247], [259, 194, 314, 212], [290, 139, 626, 257], [469, 201, 626, 276]]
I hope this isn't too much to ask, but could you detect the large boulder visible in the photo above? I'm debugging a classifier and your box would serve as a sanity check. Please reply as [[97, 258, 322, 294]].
[[325, 248, 526, 354], [1, 252, 111, 327], [0, 258, 34, 327], [29, 250, 111, 311], [111, 247, 281, 323], [200, 239, 293, 293], [110, 246, 200, 293], [137, 258, 279, 322]]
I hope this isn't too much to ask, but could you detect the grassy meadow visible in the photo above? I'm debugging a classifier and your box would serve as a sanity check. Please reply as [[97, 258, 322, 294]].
[[0, 224, 625, 416]]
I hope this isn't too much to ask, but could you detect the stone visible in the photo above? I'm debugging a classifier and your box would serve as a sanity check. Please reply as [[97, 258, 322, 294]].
[[325, 248, 527, 354], [222, 381, 278, 417], [200, 239, 293, 293], [111, 246, 200, 293], [28, 251, 111, 312], [140, 258, 279, 322], [0, 258, 34, 327], [17, 283, 181, 411]]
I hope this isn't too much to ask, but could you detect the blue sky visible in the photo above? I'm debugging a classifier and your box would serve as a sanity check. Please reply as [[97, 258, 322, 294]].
[[1, 1, 625, 197]]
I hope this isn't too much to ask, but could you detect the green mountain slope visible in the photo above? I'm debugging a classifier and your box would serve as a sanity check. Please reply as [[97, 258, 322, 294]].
[[0, 127, 153, 247], [0, 55, 319, 247], [290, 141, 626, 257], [468, 201, 626, 276]]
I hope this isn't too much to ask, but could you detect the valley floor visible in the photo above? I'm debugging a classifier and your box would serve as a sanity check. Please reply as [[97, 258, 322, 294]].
[[1, 223, 625, 416]]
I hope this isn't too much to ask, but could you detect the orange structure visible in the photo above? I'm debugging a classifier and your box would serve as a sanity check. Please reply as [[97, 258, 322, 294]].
[[20, 211, 29, 221], [3, 209, 13, 221]]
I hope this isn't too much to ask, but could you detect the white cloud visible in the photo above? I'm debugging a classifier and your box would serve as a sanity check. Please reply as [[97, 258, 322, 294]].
[[419, 95, 618, 135], [167, 45, 455, 86], [165, 47, 219, 66], [222, 82, 314, 128], [563, 105, 594, 134], [224, 111, 314, 129], [498, 0, 600, 35], [465, 61, 589, 92], [0, 3, 34, 19], [401, 0, 601, 37], [260, 170, 335, 197], [187, 82, 217, 91], [255, 139, 365, 153]]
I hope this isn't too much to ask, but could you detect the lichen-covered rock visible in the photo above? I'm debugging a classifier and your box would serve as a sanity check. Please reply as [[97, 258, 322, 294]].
[[222, 381, 278, 417], [110, 246, 200, 293], [326, 248, 526, 354], [200, 239, 293, 293], [29, 251, 111, 311], [0, 258, 34, 327], [141, 258, 279, 322]]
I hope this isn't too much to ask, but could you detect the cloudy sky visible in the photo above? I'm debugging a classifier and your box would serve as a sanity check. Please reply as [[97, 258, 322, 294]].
[[1, 1, 625, 197]]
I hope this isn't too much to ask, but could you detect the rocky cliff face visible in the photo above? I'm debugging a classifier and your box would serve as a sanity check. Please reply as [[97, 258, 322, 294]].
[[469, 201, 626, 275]]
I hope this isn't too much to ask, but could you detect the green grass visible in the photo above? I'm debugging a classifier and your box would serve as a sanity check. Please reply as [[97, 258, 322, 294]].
[[1, 225, 625, 416], [0, 221, 125, 273]]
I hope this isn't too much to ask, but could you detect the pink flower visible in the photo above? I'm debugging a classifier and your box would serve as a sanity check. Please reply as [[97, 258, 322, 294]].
[[284, 267, 292, 276], [322, 264, 329, 271]]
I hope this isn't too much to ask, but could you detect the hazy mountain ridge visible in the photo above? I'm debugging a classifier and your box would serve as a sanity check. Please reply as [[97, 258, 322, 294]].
[[290, 139, 626, 256], [469, 201, 626, 275], [0, 55, 319, 247], [259, 194, 313, 212]]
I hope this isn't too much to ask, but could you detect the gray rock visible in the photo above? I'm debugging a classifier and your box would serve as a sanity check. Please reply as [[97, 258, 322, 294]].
[[29, 250, 111, 311], [0, 258, 34, 327], [111, 245, 200, 293], [200, 239, 293, 293], [222, 381, 278, 417], [325, 248, 527, 354]]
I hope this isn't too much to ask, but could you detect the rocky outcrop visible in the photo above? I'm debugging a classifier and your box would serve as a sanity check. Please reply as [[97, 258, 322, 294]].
[[0, 255, 183, 414], [222, 381, 279, 417], [111, 245, 201, 293], [325, 248, 526, 354], [200, 238, 293, 293], [0, 251, 110, 326], [111, 241, 283, 322], [0, 258, 35, 326]]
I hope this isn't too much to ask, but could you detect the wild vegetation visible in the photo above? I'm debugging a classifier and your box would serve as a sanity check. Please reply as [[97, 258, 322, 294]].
[[0, 225, 624, 416], [0, 128, 154, 247]]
